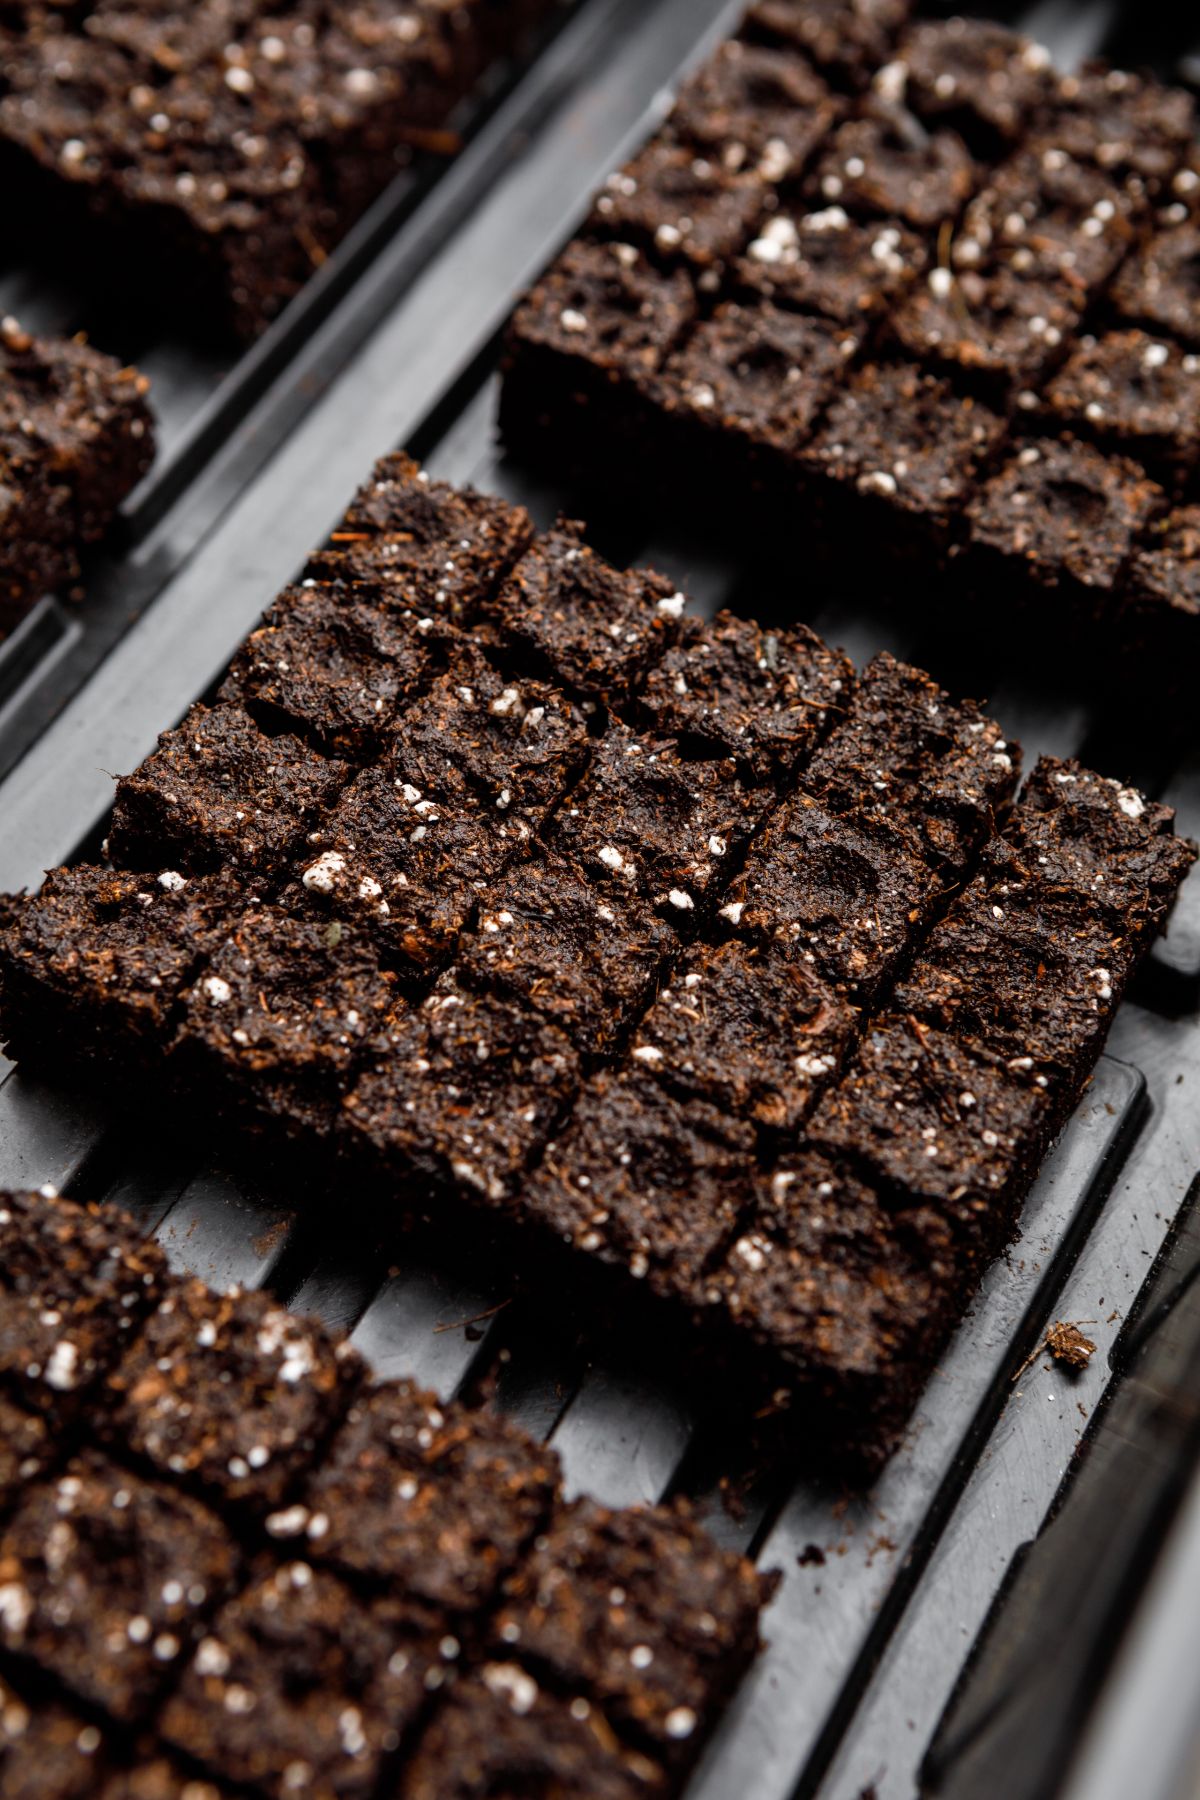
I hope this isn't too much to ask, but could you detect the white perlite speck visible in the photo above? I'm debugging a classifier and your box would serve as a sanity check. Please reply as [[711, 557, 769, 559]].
[[202, 976, 232, 1006], [0, 1585, 31, 1635], [734, 1235, 769, 1273], [747, 216, 797, 263], [874, 59, 907, 104], [483, 1662, 539, 1716], [44, 1341, 79, 1391], [1089, 968, 1114, 1002], [805, 206, 849, 232], [266, 1506, 308, 1539], [302, 850, 346, 893], [339, 1707, 366, 1757]]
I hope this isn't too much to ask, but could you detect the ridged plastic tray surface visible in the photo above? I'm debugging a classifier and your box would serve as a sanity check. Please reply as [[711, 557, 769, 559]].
[[1, 3, 1199, 1798]]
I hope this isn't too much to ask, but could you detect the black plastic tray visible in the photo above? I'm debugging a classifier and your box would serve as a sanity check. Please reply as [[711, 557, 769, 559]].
[[1, 4, 1199, 1798]]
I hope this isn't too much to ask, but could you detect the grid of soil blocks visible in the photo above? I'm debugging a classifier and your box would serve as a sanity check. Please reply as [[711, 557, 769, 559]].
[[0, 0, 558, 341], [500, 2, 1200, 654], [0, 317, 154, 622], [0, 456, 1193, 1470], [0, 1186, 770, 1798]]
